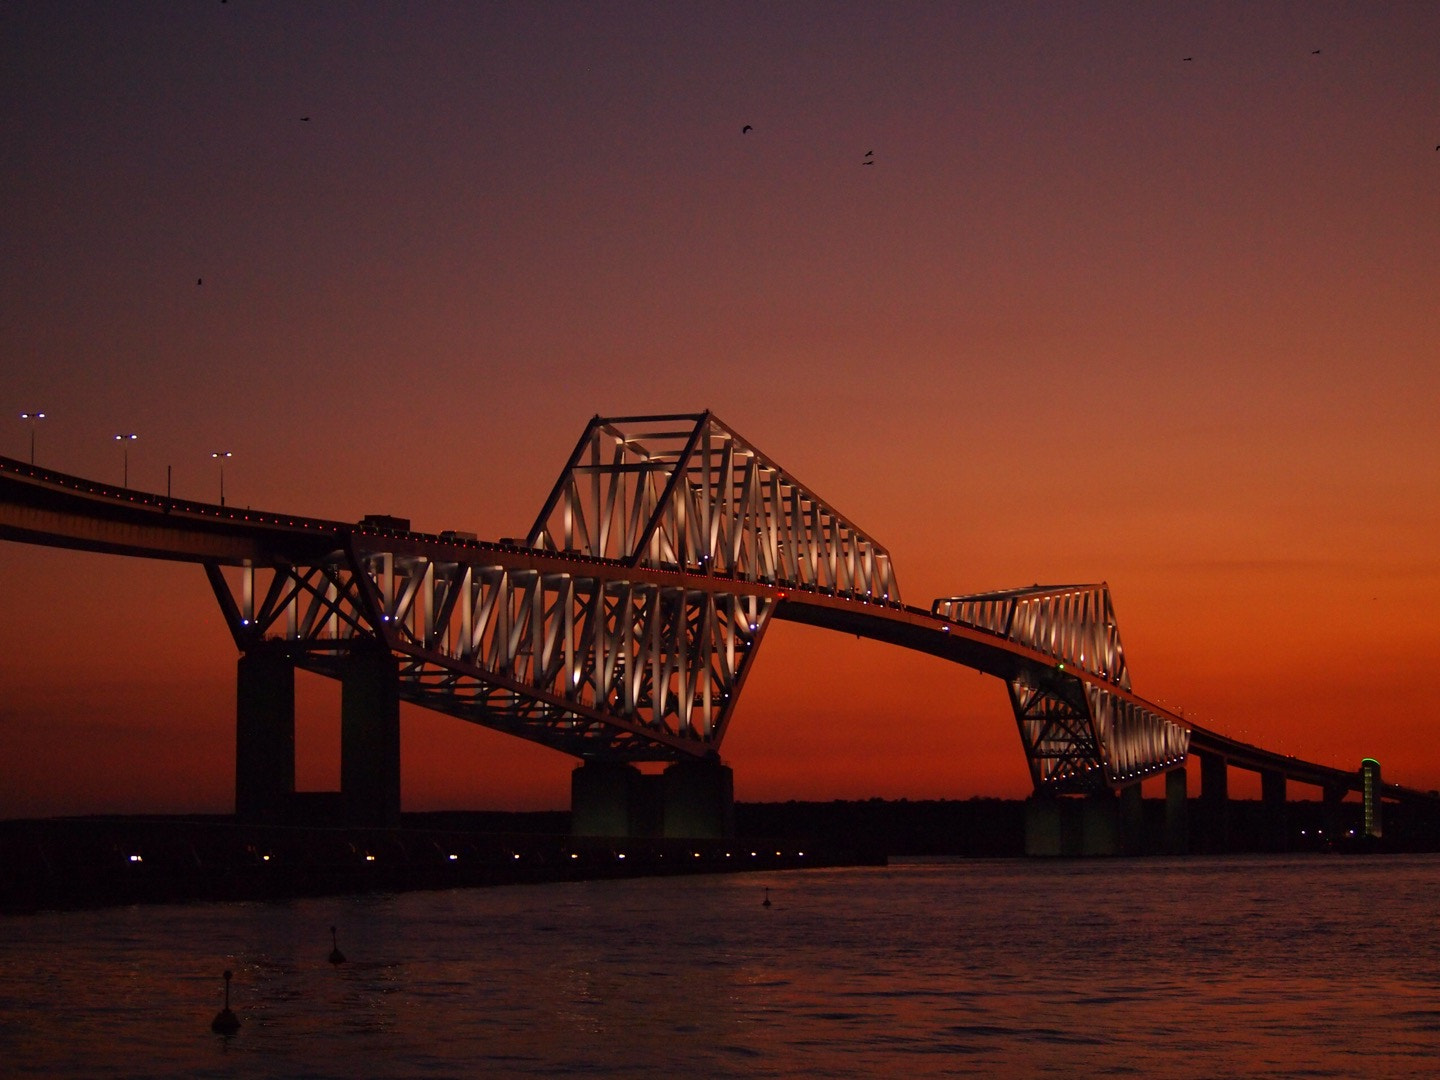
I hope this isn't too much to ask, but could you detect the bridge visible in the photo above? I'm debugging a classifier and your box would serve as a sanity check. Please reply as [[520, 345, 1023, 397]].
[[1, 411, 1432, 854]]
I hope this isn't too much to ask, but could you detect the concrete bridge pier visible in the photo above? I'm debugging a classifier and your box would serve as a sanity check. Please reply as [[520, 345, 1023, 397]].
[[1165, 766, 1189, 854], [1120, 783, 1145, 854], [1023, 796, 1063, 856], [1024, 793, 1123, 856], [340, 643, 402, 829], [571, 761, 645, 837], [571, 759, 734, 839], [235, 642, 400, 828], [1198, 751, 1230, 853], [235, 645, 296, 825], [1261, 769, 1288, 852], [1322, 784, 1348, 846], [662, 760, 735, 839]]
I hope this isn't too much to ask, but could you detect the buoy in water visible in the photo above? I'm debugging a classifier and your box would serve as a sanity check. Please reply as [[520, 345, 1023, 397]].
[[210, 969, 240, 1036], [329, 925, 346, 965]]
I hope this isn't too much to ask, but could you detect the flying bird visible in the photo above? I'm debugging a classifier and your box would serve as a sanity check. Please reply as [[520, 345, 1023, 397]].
[[1311, 49, 1321, 55], [300, 116, 310, 122], [1182, 56, 1193, 61], [742, 124, 753, 134], [196, 278, 202, 286], [865, 150, 874, 157]]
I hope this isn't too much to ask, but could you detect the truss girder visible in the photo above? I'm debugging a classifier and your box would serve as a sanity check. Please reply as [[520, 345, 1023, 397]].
[[935, 583, 1130, 689], [1008, 672, 1107, 793], [1085, 685, 1191, 786], [1006, 669, 1190, 793], [527, 412, 900, 604], [206, 547, 774, 761]]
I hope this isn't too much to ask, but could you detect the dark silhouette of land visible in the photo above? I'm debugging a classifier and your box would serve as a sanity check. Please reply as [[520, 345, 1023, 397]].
[[4, 796, 1437, 913]]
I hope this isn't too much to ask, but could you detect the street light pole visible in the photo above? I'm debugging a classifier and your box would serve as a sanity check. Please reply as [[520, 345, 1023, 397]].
[[211, 451, 232, 506], [114, 433, 137, 486], [19, 411, 46, 464]]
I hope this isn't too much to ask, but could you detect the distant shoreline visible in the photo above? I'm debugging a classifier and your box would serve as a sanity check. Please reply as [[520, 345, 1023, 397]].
[[0, 809, 872, 916], [4, 796, 1429, 915]]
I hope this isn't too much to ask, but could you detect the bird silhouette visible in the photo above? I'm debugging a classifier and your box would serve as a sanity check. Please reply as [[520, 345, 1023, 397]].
[[1182, 56, 1193, 61], [196, 278, 202, 286], [210, 970, 240, 1036], [300, 116, 310, 122], [742, 124, 753, 134], [329, 925, 346, 965], [865, 150, 873, 156], [1311, 49, 1321, 55]]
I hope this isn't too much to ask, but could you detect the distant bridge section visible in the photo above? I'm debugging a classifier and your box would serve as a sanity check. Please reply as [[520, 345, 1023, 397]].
[[934, 584, 1129, 688], [934, 584, 1189, 793]]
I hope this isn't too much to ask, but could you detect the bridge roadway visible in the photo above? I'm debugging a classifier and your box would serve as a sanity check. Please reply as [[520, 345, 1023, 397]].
[[2, 449, 1428, 822]]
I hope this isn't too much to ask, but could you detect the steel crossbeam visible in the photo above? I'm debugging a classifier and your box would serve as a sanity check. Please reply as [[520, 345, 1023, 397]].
[[527, 412, 900, 604], [206, 539, 773, 761]]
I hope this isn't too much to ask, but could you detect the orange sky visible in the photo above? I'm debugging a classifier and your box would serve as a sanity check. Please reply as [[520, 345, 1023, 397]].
[[2, 3, 1438, 817]]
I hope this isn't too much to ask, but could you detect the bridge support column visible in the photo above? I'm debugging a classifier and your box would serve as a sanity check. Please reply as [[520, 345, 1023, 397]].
[[570, 762, 645, 837], [1261, 769, 1288, 852], [235, 645, 295, 825], [1024, 796, 1063, 856], [661, 760, 734, 839], [1025, 794, 1122, 856], [1120, 783, 1145, 855], [1165, 766, 1189, 854], [1081, 791, 1121, 855], [1322, 785, 1348, 848], [340, 644, 401, 829], [1198, 752, 1229, 853]]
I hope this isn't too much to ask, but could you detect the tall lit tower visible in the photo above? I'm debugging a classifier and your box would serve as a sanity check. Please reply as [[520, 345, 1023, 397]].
[[1360, 758, 1383, 839]]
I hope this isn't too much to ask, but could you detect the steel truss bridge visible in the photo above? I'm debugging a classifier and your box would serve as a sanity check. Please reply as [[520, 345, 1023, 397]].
[[1, 411, 1432, 839]]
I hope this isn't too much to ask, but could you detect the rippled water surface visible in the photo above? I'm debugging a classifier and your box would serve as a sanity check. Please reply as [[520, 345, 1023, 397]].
[[2, 854, 1438, 1077]]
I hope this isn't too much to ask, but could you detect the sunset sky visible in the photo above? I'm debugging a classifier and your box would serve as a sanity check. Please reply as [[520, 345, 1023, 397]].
[[2, 2, 1437, 817]]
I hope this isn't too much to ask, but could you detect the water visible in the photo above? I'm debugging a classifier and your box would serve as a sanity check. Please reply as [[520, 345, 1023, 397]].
[[2, 855, 1437, 1078]]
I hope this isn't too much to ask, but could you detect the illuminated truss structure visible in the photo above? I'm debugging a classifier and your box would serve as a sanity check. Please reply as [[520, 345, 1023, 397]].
[[208, 539, 769, 761], [7, 425, 1430, 806], [935, 585, 1189, 792], [934, 584, 1129, 687], [527, 412, 899, 602], [205, 412, 896, 762]]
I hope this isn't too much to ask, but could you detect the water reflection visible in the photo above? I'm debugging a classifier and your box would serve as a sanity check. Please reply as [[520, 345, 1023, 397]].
[[0, 857, 1438, 1077]]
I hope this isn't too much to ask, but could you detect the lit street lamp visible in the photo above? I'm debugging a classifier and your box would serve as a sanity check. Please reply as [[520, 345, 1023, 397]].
[[19, 411, 46, 464], [114, 433, 137, 486], [211, 450, 232, 506]]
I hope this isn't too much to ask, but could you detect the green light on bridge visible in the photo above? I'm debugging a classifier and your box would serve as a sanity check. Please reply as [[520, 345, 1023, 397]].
[[1361, 757, 1382, 840]]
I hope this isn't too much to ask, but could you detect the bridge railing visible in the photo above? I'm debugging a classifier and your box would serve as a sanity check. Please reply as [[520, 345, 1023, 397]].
[[525, 412, 900, 605]]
